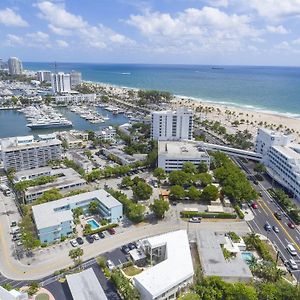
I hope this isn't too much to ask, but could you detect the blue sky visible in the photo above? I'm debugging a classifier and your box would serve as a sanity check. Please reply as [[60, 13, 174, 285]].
[[1, 0, 300, 65]]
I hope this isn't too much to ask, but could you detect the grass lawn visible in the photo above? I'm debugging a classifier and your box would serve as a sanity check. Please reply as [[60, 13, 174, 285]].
[[123, 266, 142, 276], [36, 294, 50, 300]]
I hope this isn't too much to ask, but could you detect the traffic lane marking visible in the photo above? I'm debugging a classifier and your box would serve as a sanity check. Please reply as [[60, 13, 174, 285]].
[[260, 200, 300, 252]]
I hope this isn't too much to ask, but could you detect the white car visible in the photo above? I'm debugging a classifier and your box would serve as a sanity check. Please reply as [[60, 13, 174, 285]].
[[70, 240, 78, 247], [106, 259, 115, 271], [288, 259, 298, 270], [92, 234, 100, 240], [189, 217, 202, 223]]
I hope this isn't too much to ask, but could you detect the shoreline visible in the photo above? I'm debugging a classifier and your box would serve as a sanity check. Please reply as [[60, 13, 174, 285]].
[[88, 80, 300, 143], [83, 79, 300, 120]]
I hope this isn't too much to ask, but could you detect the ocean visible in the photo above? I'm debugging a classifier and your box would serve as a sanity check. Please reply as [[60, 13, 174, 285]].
[[24, 62, 300, 117]]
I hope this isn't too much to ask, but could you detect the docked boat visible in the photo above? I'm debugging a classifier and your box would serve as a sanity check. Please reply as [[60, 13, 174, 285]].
[[27, 119, 73, 129]]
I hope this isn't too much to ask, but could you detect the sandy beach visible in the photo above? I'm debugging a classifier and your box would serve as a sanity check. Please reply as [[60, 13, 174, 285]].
[[90, 82, 300, 144]]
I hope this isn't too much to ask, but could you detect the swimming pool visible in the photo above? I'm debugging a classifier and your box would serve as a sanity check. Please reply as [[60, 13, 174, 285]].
[[87, 219, 100, 230], [241, 252, 254, 264]]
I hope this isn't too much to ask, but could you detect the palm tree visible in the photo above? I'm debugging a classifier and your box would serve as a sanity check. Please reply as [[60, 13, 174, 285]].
[[69, 248, 84, 266]]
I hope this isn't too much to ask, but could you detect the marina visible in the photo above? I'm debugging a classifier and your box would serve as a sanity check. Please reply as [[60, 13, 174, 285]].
[[0, 107, 129, 138]]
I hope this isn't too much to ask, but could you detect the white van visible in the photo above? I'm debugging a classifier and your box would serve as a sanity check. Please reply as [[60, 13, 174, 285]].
[[11, 227, 20, 235], [287, 244, 297, 256]]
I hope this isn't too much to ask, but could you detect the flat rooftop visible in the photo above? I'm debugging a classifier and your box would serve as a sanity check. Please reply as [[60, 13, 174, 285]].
[[14, 166, 51, 178], [25, 168, 86, 195], [133, 230, 194, 298], [197, 230, 252, 281], [32, 189, 122, 229], [272, 145, 300, 161], [66, 268, 108, 300], [158, 141, 209, 158]]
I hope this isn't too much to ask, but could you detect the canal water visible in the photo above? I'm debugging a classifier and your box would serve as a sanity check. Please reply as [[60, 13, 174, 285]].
[[0, 107, 129, 138]]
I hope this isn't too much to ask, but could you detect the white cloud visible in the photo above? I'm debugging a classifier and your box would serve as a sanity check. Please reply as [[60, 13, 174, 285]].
[[248, 0, 300, 19], [26, 31, 49, 42], [292, 38, 300, 45], [274, 41, 291, 50], [206, 0, 229, 7], [0, 8, 28, 27], [36, 1, 134, 49], [5, 34, 24, 46], [266, 25, 289, 34], [127, 6, 260, 53], [56, 39, 69, 48], [48, 24, 72, 36], [4, 31, 51, 48], [36, 1, 86, 29]]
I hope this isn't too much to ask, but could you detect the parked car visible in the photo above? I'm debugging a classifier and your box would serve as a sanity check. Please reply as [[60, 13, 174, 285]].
[[121, 245, 130, 254], [253, 180, 259, 185], [288, 222, 295, 229], [288, 259, 298, 270], [76, 237, 84, 245], [98, 232, 105, 239], [287, 244, 297, 256], [128, 242, 136, 250], [12, 235, 20, 241], [107, 228, 116, 235], [264, 223, 271, 231], [106, 259, 115, 271], [86, 235, 94, 244], [70, 240, 78, 247], [272, 226, 279, 233], [16, 241, 23, 246], [11, 221, 17, 227], [251, 202, 258, 209], [92, 234, 100, 240], [274, 212, 282, 220], [189, 217, 202, 223]]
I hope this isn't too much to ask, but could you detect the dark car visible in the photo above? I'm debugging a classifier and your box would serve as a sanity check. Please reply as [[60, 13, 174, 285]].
[[274, 212, 282, 220], [98, 232, 105, 239], [288, 222, 295, 229], [107, 228, 116, 235], [11, 221, 17, 227], [121, 245, 130, 254], [76, 237, 84, 245], [264, 223, 271, 232], [128, 242, 136, 250], [86, 235, 94, 243]]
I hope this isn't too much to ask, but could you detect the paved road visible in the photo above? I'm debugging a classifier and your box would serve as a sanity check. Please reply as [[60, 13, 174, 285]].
[[236, 159, 300, 280]]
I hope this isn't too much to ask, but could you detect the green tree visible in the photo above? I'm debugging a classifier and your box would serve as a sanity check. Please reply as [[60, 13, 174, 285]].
[[169, 170, 191, 186], [69, 248, 84, 266], [132, 181, 153, 200], [170, 185, 185, 200], [27, 282, 39, 296], [201, 185, 219, 202], [121, 176, 133, 188], [198, 162, 208, 173], [182, 162, 197, 174], [2, 283, 13, 291], [196, 173, 212, 187], [127, 203, 145, 223], [150, 199, 170, 219], [22, 231, 41, 251], [187, 186, 201, 201], [88, 201, 98, 214], [97, 256, 107, 269], [73, 207, 83, 218], [153, 167, 167, 183], [254, 162, 266, 174]]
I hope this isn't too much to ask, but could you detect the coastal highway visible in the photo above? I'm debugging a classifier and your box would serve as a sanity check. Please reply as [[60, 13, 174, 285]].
[[202, 129, 300, 278], [236, 159, 300, 279]]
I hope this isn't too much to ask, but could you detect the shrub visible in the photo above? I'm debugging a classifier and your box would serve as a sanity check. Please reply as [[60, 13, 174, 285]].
[[234, 205, 245, 219], [97, 256, 107, 269], [228, 232, 240, 243], [180, 211, 237, 219], [82, 223, 118, 236]]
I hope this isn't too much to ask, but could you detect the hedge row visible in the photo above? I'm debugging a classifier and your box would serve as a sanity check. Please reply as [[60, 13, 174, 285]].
[[83, 223, 118, 236], [234, 205, 245, 219], [180, 211, 237, 219]]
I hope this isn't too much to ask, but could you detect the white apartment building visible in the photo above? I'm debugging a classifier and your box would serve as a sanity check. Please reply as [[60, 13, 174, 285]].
[[133, 230, 194, 300], [96, 126, 116, 142], [70, 71, 82, 88], [158, 141, 210, 172], [57, 130, 88, 149], [37, 70, 51, 83], [0, 286, 28, 300], [0, 135, 62, 172], [54, 93, 96, 104], [8, 57, 23, 75], [51, 72, 71, 93], [255, 128, 300, 200], [151, 108, 193, 141]]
